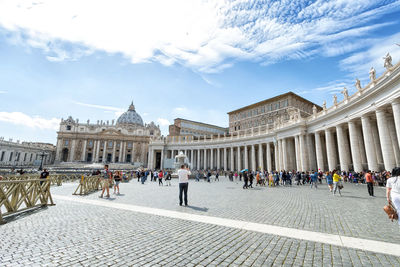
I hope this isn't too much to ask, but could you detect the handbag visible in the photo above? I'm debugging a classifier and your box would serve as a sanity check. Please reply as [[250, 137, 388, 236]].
[[383, 201, 398, 222], [338, 181, 344, 189]]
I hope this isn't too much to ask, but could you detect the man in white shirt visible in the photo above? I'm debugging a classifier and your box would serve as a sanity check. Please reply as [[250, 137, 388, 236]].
[[178, 164, 191, 206]]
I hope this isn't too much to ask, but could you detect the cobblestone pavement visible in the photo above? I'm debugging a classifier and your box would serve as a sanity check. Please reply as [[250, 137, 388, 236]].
[[1, 177, 399, 266]]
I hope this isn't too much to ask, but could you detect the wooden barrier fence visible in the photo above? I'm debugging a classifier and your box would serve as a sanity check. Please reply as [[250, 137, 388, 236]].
[[0, 179, 55, 224], [73, 175, 102, 195]]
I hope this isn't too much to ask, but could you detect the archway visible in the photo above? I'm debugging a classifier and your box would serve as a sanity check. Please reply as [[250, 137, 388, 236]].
[[62, 148, 69, 162]]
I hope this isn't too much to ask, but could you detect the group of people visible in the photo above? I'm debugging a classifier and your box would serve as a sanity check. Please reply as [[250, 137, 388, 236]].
[[99, 165, 124, 198], [95, 163, 400, 224]]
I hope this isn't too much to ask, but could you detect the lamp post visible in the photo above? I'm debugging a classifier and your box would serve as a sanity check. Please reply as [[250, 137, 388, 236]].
[[38, 151, 47, 171]]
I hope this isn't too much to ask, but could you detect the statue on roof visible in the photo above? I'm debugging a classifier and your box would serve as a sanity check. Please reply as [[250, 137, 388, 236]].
[[333, 94, 337, 105], [383, 52, 393, 70], [341, 87, 348, 100], [369, 67, 376, 82], [355, 78, 362, 91]]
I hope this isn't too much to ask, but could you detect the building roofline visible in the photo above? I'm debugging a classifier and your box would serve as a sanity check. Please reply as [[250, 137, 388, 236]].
[[174, 118, 228, 130], [227, 91, 322, 114]]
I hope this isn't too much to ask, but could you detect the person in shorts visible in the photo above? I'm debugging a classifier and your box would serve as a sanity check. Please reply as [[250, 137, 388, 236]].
[[100, 164, 111, 198], [114, 171, 121, 194]]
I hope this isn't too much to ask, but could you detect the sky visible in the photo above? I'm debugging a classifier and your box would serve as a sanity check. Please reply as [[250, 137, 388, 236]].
[[1, 0, 400, 144]]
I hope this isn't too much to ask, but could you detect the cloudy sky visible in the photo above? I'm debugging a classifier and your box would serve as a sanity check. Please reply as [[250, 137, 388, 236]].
[[1, 0, 400, 144]]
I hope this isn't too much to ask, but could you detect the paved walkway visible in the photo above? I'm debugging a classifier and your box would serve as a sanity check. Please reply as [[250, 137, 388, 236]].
[[1, 177, 399, 266]]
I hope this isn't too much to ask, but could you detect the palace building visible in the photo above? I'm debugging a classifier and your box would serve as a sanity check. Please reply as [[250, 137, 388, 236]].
[[149, 54, 400, 173], [55, 102, 161, 167]]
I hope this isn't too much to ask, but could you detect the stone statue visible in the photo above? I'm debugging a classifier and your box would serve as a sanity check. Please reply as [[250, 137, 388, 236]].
[[87, 119, 90, 124], [369, 67, 376, 82], [333, 94, 337, 105], [355, 78, 362, 91], [312, 105, 317, 115], [341, 87, 348, 100], [322, 101, 327, 110], [383, 52, 393, 70]]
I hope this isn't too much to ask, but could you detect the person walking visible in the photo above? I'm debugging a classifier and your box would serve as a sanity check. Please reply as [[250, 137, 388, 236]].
[[310, 171, 318, 189], [215, 171, 220, 182], [332, 170, 342, 196], [243, 171, 248, 189], [365, 170, 374, 196], [113, 171, 122, 194], [178, 164, 191, 206], [99, 164, 111, 198], [39, 168, 49, 186], [249, 172, 254, 188], [386, 167, 400, 225], [165, 171, 172, 186], [326, 171, 333, 192], [158, 170, 164, 186]]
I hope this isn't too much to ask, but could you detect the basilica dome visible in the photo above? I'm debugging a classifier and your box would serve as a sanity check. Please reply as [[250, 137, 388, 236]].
[[116, 102, 144, 126]]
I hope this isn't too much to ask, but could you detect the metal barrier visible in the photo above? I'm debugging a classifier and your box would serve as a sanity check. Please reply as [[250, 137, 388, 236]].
[[0, 179, 55, 224]]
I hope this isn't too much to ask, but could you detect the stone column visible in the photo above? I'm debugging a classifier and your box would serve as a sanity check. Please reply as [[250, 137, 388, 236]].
[[315, 132, 324, 171], [348, 121, 363, 172], [392, 99, 400, 147], [258, 143, 264, 171], [55, 139, 62, 161], [217, 148, 221, 170], [223, 147, 227, 171], [102, 141, 107, 162], [160, 149, 164, 169], [361, 115, 379, 171], [118, 141, 123, 163], [244, 145, 249, 170], [230, 147, 235, 171], [190, 149, 194, 167], [266, 143, 272, 172], [325, 128, 337, 171], [91, 140, 97, 163], [121, 142, 126, 163], [69, 139, 76, 162], [274, 142, 279, 171], [306, 134, 316, 171], [251, 144, 256, 171], [294, 136, 301, 171], [387, 114, 400, 166], [148, 149, 153, 169], [81, 139, 87, 161], [131, 143, 135, 163], [112, 141, 117, 163], [282, 138, 288, 171], [336, 124, 351, 171], [196, 149, 200, 170], [210, 148, 214, 170], [204, 148, 207, 169], [376, 109, 396, 171], [237, 146, 241, 171], [96, 140, 101, 162], [299, 135, 307, 171]]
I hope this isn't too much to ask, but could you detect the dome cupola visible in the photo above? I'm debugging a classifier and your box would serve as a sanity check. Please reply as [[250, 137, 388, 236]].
[[116, 101, 144, 126]]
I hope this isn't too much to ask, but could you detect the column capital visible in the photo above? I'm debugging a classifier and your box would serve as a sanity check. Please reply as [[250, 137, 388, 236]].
[[392, 98, 400, 105], [375, 107, 387, 114]]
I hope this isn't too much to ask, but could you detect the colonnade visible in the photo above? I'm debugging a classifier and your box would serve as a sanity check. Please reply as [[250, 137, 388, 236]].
[[149, 100, 400, 173]]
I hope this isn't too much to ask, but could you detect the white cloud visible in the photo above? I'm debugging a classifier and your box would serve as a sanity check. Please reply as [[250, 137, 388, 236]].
[[73, 101, 125, 117], [0, 111, 60, 130], [0, 0, 398, 72], [340, 32, 400, 80], [156, 118, 170, 126], [0, 90, 7, 94]]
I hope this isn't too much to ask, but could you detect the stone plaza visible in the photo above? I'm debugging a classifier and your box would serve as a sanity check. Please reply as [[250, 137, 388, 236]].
[[1, 177, 400, 266]]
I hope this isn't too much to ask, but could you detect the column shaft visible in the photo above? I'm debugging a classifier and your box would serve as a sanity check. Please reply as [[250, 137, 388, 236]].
[[315, 132, 324, 171], [348, 121, 363, 172], [266, 143, 272, 172], [376, 110, 396, 170], [361, 116, 379, 171], [336, 125, 351, 171]]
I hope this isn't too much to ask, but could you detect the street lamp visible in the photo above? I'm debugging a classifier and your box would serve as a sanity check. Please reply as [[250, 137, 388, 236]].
[[38, 151, 48, 171]]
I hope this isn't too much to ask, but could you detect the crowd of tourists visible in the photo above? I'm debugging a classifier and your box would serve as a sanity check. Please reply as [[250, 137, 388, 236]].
[[94, 164, 399, 225]]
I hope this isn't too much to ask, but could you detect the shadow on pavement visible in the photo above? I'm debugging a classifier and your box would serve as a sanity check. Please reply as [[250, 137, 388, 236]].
[[186, 206, 209, 212]]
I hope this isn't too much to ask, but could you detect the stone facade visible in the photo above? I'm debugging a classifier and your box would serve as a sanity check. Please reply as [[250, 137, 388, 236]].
[[168, 118, 227, 137], [149, 54, 400, 173], [0, 138, 56, 167], [55, 103, 161, 167], [228, 92, 321, 134]]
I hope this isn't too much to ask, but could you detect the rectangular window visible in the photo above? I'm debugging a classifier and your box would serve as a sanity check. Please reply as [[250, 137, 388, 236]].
[[23, 153, 27, 161], [108, 141, 113, 148], [30, 154, 33, 161], [89, 140, 93, 147], [65, 140, 69, 146], [128, 143, 132, 148], [0, 151, 4, 161], [9, 152, 13, 161]]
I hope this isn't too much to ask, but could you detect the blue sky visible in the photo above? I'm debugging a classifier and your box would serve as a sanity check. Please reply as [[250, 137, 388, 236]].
[[1, 0, 400, 144]]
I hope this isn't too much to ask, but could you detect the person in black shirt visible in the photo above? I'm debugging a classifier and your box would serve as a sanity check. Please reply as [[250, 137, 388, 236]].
[[243, 171, 248, 189], [40, 169, 49, 186]]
